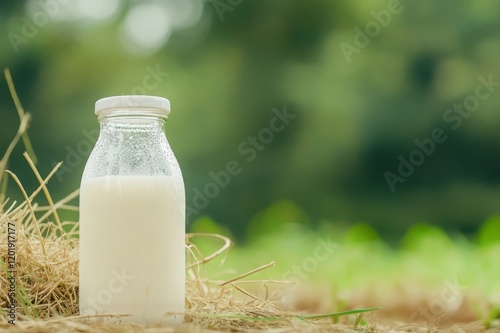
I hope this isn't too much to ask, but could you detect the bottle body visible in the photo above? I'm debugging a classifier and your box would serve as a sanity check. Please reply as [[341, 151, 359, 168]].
[[79, 97, 185, 325]]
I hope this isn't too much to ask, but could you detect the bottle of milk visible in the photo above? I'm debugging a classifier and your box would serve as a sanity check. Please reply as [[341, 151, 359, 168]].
[[79, 95, 185, 325]]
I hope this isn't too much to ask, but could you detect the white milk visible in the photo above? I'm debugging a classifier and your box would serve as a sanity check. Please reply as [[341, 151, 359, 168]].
[[79, 175, 185, 325]]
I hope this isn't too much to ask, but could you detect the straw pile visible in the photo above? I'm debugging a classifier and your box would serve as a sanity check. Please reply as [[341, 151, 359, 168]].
[[0, 70, 497, 332]]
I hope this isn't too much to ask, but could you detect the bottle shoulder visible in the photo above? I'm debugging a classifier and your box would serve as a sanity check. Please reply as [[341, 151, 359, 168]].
[[82, 130, 182, 179]]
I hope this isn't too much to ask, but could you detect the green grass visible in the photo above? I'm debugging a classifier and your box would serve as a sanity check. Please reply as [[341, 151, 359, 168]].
[[196, 307, 381, 321], [190, 201, 500, 320]]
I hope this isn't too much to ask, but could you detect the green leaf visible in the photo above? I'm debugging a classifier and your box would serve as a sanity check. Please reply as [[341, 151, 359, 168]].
[[477, 216, 500, 247], [195, 307, 381, 322]]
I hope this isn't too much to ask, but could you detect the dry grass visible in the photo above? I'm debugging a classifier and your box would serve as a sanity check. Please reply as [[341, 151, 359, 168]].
[[0, 69, 499, 332], [0, 151, 377, 333]]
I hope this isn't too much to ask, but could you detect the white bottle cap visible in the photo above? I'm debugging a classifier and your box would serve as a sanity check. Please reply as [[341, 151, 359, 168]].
[[95, 95, 171, 116]]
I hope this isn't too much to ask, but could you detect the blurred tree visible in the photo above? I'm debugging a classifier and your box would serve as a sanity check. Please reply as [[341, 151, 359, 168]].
[[2, 0, 500, 241]]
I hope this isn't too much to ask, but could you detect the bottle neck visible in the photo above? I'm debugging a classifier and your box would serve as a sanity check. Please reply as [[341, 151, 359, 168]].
[[98, 114, 166, 134]]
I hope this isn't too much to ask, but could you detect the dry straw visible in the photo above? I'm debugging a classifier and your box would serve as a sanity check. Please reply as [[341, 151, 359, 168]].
[[0, 70, 492, 333]]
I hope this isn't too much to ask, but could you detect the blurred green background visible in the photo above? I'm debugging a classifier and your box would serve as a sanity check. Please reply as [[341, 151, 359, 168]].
[[2, 0, 500, 242]]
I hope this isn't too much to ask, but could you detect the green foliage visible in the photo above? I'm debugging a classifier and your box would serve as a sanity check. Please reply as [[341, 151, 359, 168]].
[[401, 223, 455, 253], [477, 216, 500, 247], [191, 216, 234, 238], [194, 208, 499, 319], [246, 200, 309, 239], [343, 223, 381, 244], [2, 1, 500, 240], [484, 306, 500, 329]]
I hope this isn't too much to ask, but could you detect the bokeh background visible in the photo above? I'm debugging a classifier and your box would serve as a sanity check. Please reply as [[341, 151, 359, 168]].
[[2, 0, 500, 243]]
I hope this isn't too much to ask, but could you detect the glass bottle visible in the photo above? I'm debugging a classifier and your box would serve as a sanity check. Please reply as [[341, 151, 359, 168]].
[[79, 95, 185, 325]]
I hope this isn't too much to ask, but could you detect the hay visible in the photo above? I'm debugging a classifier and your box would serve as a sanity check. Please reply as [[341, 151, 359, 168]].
[[0, 70, 497, 333], [0, 152, 380, 332]]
